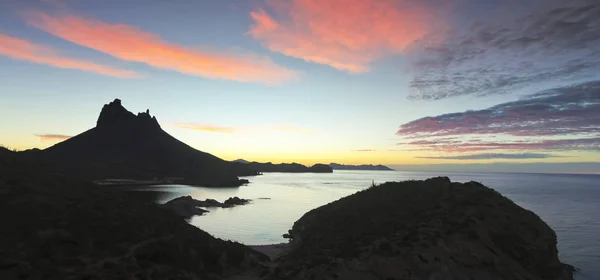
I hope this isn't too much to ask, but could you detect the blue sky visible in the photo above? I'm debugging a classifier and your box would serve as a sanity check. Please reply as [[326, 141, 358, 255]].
[[0, 0, 598, 173]]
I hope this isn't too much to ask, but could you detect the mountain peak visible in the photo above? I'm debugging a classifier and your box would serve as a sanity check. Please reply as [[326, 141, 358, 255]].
[[96, 99, 160, 129]]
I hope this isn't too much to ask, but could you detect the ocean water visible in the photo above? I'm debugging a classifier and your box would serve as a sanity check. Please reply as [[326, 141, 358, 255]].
[[143, 171, 600, 279]]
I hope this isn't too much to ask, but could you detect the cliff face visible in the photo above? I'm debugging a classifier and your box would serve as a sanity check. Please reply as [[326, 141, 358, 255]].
[[273, 177, 574, 280], [38, 99, 256, 187]]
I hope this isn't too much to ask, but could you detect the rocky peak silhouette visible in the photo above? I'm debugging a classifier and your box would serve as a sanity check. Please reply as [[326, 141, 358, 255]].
[[96, 99, 160, 130], [38, 98, 255, 187]]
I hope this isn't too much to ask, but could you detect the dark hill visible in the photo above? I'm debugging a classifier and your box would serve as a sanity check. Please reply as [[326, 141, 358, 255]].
[[0, 147, 269, 279], [273, 177, 574, 280], [329, 162, 393, 171], [37, 99, 257, 187]]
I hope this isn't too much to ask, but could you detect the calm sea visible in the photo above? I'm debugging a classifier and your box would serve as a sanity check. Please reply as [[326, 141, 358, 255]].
[[141, 171, 600, 280]]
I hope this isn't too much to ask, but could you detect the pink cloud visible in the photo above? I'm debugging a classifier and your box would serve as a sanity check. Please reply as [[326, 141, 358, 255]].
[[249, 0, 436, 73], [26, 12, 297, 84], [35, 134, 72, 142], [0, 33, 137, 78]]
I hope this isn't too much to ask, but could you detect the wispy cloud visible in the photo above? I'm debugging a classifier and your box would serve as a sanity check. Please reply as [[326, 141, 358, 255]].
[[407, 2, 600, 99], [390, 162, 600, 174], [0, 33, 137, 78], [352, 149, 376, 152], [400, 138, 600, 153], [26, 12, 297, 84], [397, 81, 600, 138], [172, 123, 314, 134], [249, 0, 437, 73], [416, 153, 565, 160], [397, 81, 600, 154], [35, 133, 71, 142], [172, 123, 237, 134]]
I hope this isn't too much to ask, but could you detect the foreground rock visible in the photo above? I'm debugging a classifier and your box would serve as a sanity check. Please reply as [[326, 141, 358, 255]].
[[0, 148, 268, 279], [162, 196, 252, 218], [271, 177, 574, 280]]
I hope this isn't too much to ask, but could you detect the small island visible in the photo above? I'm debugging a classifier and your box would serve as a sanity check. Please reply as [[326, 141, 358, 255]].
[[329, 162, 394, 171]]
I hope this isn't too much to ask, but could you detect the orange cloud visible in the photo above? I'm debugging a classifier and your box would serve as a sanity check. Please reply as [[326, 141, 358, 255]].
[[35, 134, 72, 142], [173, 123, 237, 134], [249, 0, 435, 73], [173, 123, 314, 134], [26, 12, 297, 84], [0, 33, 137, 78]]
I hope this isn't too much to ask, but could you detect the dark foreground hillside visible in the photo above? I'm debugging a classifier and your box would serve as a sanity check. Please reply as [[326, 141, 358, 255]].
[[274, 177, 574, 280], [0, 148, 268, 279], [0, 147, 574, 280]]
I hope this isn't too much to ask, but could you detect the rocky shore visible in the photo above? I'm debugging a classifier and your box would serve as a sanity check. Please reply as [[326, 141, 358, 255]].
[[162, 196, 252, 218], [0, 147, 574, 279]]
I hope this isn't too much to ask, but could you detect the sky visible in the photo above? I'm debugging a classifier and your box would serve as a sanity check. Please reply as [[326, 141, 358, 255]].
[[0, 0, 599, 173]]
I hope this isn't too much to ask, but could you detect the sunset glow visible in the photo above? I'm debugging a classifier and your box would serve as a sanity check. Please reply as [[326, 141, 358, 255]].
[[0, 0, 598, 173], [26, 12, 297, 84]]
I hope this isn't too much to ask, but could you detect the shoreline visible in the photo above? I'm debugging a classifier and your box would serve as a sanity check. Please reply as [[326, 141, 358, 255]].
[[248, 243, 290, 261]]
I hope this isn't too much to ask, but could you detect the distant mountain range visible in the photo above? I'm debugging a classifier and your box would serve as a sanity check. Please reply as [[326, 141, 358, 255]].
[[232, 159, 391, 172], [329, 163, 394, 171], [29, 99, 257, 187], [232, 159, 332, 173]]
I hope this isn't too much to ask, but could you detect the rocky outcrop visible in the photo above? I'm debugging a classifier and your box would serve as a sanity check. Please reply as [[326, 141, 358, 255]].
[[329, 162, 394, 171], [224, 196, 251, 206], [161, 196, 210, 218], [96, 99, 159, 130], [162, 196, 252, 218], [35, 99, 258, 187], [271, 177, 574, 280]]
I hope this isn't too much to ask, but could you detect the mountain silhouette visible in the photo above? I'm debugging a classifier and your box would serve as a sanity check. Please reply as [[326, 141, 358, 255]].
[[231, 159, 333, 173], [37, 99, 256, 187]]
